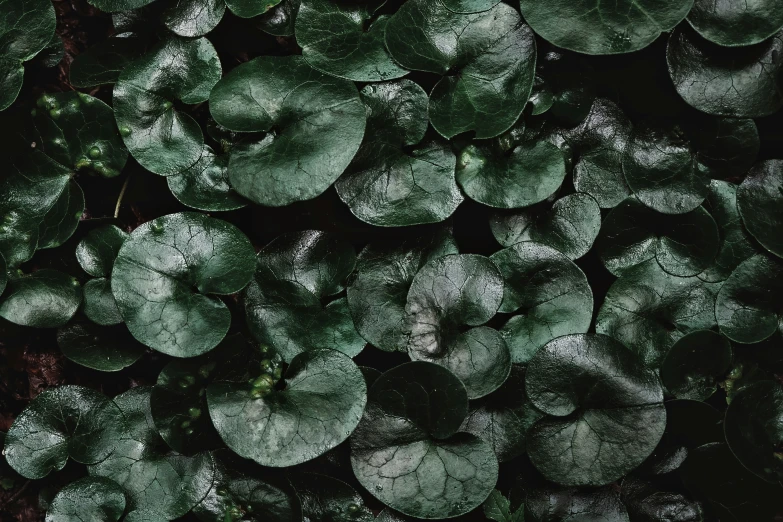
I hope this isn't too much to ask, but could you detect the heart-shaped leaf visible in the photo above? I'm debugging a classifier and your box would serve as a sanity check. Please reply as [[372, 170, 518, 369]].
[[715, 254, 783, 344], [660, 330, 733, 400], [46, 477, 126, 522], [4, 385, 124, 479], [526, 333, 666, 486], [336, 80, 463, 226], [76, 225, 128, 278], [385, 0, 536, 139], [595, 196, 720, 277], [69, 33, 147, 88], [89, 386, 215, 520], [519, 0, 693, 55], [491, 242, 593, 364], [83, 278, 123, 325], [111, 212, 255, 357], [687, 0, 783, 47], [114, 37, 221, 175], [597, 260, 717, 367], [347, 230, 458, 352], [209, 55, 365, 206], [208, 349, 367, 467], [57, 322, 145, 371], [163, 0, 225, 37], [166, 146, 247, 212], [490, 192, 601, 259], [737, 159, 783, 260], [0, 270, 82, 328], [667, 26, 783, 117], [296, 0, 407, 82]]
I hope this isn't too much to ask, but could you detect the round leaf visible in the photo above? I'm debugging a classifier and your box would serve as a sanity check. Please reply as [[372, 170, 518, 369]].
[[83, 278, 123, 326], [69, 34, 147, 88], [347, 230, 458, 352], [688, 116, 760, 179], [715, 254, 783, 344], [296, 0, 406, 82], [114, 37, 221, 175], [661, 330, 733, 400], [518, 0, 693, 55], [37, 181, 84, 250], [622, 126, 707, 214], [208, 349, 367, 467], [737, 159, 783, 259], [725, 380, 783, 482], [163, 0, 225, 37], [46, 477, 126, 522], [596, 196, 720, 277], [620, 478, 704, 522], [57, 322, 145, 372], [385, 0, 536, 139], [4, 385, 124, 479], [489, 192, 601, 259], [687, 0, 783, 47], [597, 260, 717, 367], [87, 0, 157, 12], [111, 212, 255, 357], [0, 270, 82, 328], [491, 242, 593, 364], [667, 26, 783, 117], [166, 146, 247, 212], [76, 225, 128, 278], [526, 334, 666, 486], [209, 55, 365, 206]]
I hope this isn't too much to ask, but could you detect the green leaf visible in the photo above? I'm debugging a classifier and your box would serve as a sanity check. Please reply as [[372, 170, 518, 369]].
[[596, 196, 720, 277], [715, 254, 783, 344], [255, 0, 299, 36], [489, 193, 601, 259], [166, 146, 248, 212], [660, 330, 733, 401], [441, 0, 500, 13], [336, 81, 463, 227], [0, 0, 56, 111], [688, 116, 760, 179], [76, 225, 128, 278], [111, 212, 255, 357], [207, 349, 367, 467], [622, 126, 707, 214], [519, 0, 692, 55], [225, 0, 282, 18], [37, 181, 85, 250], [69, 33, 147, 88], [209, 55, 365, 206], [0, 253, 7, 297], [56, 322, 145, 371], [45, 477, 126, 522], [457, 139, 567, 209], [667, 26, 783, 117], [620, 477, 704, 522], [385, 0, 536, 139], [350, 362, 498, 519], [36, 33, 63, 68], [460, 366, 543, 462], [737, 160, 783, 260], [89, 386, 215, 520], [725, 380, 783, 482], [0, 270, 82, 328], [526, 485, 630, 522], [163, 0, 225, 37], [347, 230, 458, 352], [526, 334, 666, 486], [687, 0, 783, 47], [491, 242, 593, 364], [291, 472, 373, 522], [4, 385, 124, 479], [194, 450, 300, 522], [83, 278, 123, 325], [482, 489, 516, 522], [296, 0, 407, 82], [597, 260, 717, 368], [114, 37, 222, 175], [86, 0, 157, 12]]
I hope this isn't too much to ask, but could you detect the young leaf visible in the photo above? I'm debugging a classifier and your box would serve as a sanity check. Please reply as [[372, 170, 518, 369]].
[[56, 322, 145, 372], [687, 0, 783, 47], [482, 489, 523, 522], [76, 225, 129, 278], [737, 160, 783, 260], [46, 477, 126, 522]]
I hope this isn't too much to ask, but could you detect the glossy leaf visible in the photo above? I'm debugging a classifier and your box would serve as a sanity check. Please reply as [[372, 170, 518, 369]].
[[482, 489, 523, 522], [0, 270, 82, 328], [76, 225, 128, 278], [87, 0, 157, 12], [166, 146, 247, 212], [56, 322, 145, 372], [111, 212, 255, 357], [36, 181, 84, 250], [687, 0, 783, 47], [688, 116, 760, 179], [209, 55, 365, 206], [526, 334, 666, 486], [69, 33, 147, 88], [83, 278, 123, 325], [46, 477, 126, 522], [526, 485, 630, 522], [620, 477, 704, 522], [737, 159, 783, 259], [225, 0, 282, 18], [660, 330, 733, 400], [290, 472, 373, 522], [255, 0, 299, 35], [163, 0, 225, 37]]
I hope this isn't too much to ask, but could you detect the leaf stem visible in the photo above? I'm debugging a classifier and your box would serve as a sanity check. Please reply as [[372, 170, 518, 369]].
[[114, 172, 132, 219]]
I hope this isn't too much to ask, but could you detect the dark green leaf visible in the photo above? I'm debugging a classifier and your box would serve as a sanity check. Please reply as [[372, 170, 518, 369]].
[[69, 33, 147, 88], [291, 472, 373, 522], [660, 330, 733, 400], [45, 477, 126, 522], [163, 0, 225, 37], [597, 260, 717, 367], [166, 146, 247, 212], [667, 26, 783, 117], [57, 322, 145, 371], [255, 0, 300, 36], [441, 0, 500, 14], [225, 0, 282, 18], [111, 212, 255, 357], [83, 278, 123, 325], [209, 55, 365, 206], [482, 489, 523, 522], [0, 254, 6, 297], [385, 0, 536, 139], [526, 334, 666, 486], [737, 159, 783, 259], [37, 181, 84, 250], [620, 477, 704, 522], [0, 270, 82, 328], [491, 242, 593, 364], [76, 224, 128, 278], [4, 385, 124, 479], [688, 116, 760, 179], [687, 0, 783, 47], [87, 0, 157, 12], [347, 230, 458, 352], [114, 37, 221, 175], [208, 349, 366, 467], [519, 0, 693, 55], [525, 485, 630, 522], [489, 193, 601, 259]]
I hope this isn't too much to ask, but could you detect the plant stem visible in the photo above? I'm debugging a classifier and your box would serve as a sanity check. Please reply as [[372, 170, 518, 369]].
[[114, 172, 132, 219]]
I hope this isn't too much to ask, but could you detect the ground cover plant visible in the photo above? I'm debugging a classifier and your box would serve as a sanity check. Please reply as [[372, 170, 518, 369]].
[[1, 0, 783, 521]]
